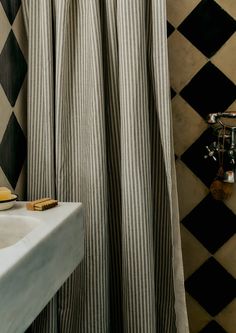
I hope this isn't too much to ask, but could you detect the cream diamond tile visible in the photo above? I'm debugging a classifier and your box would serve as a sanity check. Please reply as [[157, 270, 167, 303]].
[[212, 33, 236, 84], [12, 6, 28, 60], [227, 100, 236, 111], [0, 86, 13, 141], [172, 95, 207, 156], [224, 184, 236, 214], [215, 235, 236, 278], [0, 4, 11, 52], [0, 167, 13, 192], [180, 224, 210, 279], [15, 162, 26, 200], [215, 0, 236, 19], [185, 293, 212, 333], [14, 79, 27, 134], [167, 0, 201, 27], [176, 159, 209, 220], [216, 300, 236, 333], [168, 31, 207, 92]]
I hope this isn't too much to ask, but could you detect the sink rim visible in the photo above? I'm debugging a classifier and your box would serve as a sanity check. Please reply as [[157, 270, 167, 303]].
[[0, 215, 42, 250]]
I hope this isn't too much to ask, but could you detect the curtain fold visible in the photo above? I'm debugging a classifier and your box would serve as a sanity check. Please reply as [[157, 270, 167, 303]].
[[23, 0, 189, 332]]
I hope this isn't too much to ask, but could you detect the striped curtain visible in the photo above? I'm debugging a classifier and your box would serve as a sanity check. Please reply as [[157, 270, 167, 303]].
[[23, 0, 189, 332]]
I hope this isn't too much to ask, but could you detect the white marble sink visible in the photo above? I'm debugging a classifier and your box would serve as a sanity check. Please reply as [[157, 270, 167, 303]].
[[0, 215, 41, 249], [0, 202, 84, 333]]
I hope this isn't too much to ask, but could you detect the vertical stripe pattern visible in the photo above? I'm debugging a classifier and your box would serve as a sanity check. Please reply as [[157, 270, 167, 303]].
[[23, 0, 189, 332]]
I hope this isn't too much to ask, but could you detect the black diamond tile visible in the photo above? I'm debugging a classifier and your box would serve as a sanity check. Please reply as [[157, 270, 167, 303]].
[[199, 321, 227, 333], [178, 0, 236, 57], [182, 195, 236, 253], [185, 257, 236, 316], [0, 113, 26, 189], [181, 127, 220, 187], [0, 0, 21, 24], [167, 21, 175, 37], [171, 87, 176, 99], [0, 30, 27, 107], [180, 62, 236, 119]]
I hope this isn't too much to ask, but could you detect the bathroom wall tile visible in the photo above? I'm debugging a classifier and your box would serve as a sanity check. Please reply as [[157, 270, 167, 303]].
[[215, 0, 236, 20], [167, 0, 236, 331], [166, 0, 201, 28], [212, 33, 236, 84], [182, 195, 236, 254], [215, 235, 236, 278], [180, 224, 210, 279], [180, 62, 236, 119], [199, 320, 227, 333], [227, 100, 236, 112], [0, 112, 27, 189], [0, 4, 11, 51], [14, 79, 27, 134], [181, 128, 220, 187], [185, 257, 235, 316], [0, 86, 13, 142], [0, 0, 21, 24], [172, 95, 207, 156], [216, 300, 236, 333], [167, 21, 175, 37], [12, 6, 27, 59], [15, 161, 26, 199], [0, 30, 27, 107], [168, 31, 207, 92], [185, 293, 212, 333], [178, 0, 236, 58], [175, 160, 208, 220]]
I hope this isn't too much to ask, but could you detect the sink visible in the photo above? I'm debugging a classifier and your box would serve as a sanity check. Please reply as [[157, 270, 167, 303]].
[[0, 202, 84, 333], [0, 215, 40, 249]]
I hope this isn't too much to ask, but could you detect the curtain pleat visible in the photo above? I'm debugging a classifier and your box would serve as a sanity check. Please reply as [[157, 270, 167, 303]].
[[22, 0, 189, 332]]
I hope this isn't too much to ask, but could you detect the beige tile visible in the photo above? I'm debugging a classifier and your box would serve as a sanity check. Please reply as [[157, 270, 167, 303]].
[[176, 160, 209, 220], [167, 0, 201, 27], [15, 162, 26, 200], [172, 95, 207, 156], [0, 4, 11, 52], [14, 79, 27, 134], [216, 300, 236, 333], [185, 293, 212, 333], [227, 100, 236, 111], [181, 225, 210, 279], [215, 235, 236, 278], [215, 0, 236, 19], [0, 167, 13, 193], [0, 86, 13, 141], [224, 184, 236, 214], [212, 33, 236, 84], [12, 6, 28, 60], [168, 31, 207, 92]]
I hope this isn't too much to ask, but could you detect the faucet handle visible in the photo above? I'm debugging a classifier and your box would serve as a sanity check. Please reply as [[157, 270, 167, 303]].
[[204, 145, 217, 161]]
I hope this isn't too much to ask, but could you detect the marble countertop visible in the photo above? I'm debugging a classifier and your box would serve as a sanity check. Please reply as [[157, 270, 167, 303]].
[[0, 202, 84, 333]]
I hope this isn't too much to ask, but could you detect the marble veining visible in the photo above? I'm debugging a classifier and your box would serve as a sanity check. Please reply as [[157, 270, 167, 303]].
[[0, 202, 84, 333]]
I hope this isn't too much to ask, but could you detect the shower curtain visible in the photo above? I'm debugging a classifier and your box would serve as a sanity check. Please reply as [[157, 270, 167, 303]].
[[23, 0, 189, 332]]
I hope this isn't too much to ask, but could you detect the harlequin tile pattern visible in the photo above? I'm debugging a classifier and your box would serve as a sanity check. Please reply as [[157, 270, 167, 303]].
[[167, 0, 236, 332], [0, 1, 26, 198], [185, 257, 235, 316]]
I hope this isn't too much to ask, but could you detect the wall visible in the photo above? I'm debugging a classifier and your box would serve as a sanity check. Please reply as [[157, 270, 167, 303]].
[[167, 0, 236, 332], [0, 1, 27, 199]]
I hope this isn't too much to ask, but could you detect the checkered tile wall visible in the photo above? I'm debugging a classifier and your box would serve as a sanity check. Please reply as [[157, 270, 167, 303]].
[[0, 1, 27, 199], [167, 0, 236, 332]]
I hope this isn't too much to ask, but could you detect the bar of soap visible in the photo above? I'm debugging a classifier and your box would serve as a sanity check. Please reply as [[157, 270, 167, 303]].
[[0, 187, 11, 201]]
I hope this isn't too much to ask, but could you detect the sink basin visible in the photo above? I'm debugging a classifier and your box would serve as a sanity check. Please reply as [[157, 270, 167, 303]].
[[0, 216, 40, 249], [0, 202, 84, 333]]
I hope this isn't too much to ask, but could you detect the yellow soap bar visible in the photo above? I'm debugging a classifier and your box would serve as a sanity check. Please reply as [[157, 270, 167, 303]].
[[0, 187, 11, 201]]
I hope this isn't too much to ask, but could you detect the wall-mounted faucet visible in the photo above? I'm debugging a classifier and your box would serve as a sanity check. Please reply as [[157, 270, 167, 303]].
[[206, 112, 236, 200]]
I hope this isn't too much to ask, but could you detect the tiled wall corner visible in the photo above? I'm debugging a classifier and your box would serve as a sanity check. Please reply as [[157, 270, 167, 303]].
[[167, 1, 236, 332], [0, 0, 27, 199]]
